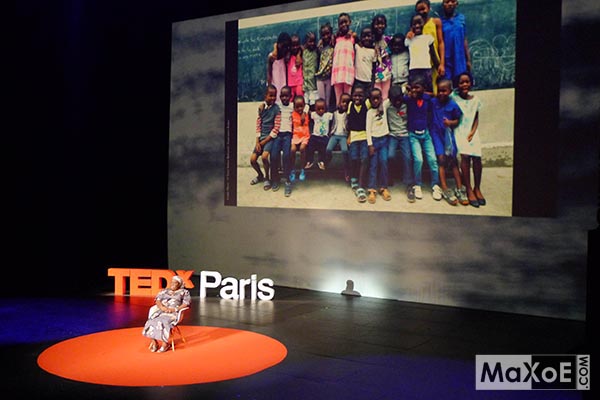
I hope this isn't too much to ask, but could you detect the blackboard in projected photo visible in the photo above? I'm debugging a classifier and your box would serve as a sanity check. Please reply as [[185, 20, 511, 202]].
[[237, 0, 515, 102], [224, 0, 558, 218]]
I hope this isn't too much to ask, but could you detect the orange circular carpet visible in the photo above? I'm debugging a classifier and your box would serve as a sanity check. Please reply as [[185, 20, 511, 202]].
[[37, 326, 287, 386]]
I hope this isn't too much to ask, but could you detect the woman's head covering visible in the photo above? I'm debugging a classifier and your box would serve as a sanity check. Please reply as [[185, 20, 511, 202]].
[[172, 275, 184, 288]]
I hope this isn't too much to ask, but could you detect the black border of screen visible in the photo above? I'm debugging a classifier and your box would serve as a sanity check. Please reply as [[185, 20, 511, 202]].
[[225, 20, 239, 206]]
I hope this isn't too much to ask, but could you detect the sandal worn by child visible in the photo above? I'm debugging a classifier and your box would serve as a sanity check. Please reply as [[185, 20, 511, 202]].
[[356, 188, 367, 203], [368, 189, 377, 204], [379, 188, 391, 201]]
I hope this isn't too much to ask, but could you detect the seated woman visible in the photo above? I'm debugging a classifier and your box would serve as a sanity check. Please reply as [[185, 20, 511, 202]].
[[142, 275, 191, 352]]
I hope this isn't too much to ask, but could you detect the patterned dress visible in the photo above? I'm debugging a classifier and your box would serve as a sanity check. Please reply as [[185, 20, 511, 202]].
[[142, 287, 191, 342], [302, 48, 318, 93], [374, 35, 393, 84], [315, 44, 333, 81], [331, 35, 355, 86]]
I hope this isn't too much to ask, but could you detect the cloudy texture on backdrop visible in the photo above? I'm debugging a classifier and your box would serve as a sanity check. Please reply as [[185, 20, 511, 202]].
[[168, 0, 598, 319]]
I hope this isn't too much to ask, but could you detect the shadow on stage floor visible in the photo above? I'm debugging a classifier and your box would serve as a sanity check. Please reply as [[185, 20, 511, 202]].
[[1, 286, 590, 400]]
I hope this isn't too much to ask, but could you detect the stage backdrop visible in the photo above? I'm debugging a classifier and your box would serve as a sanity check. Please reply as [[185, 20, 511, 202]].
[[168, 0, 597, 320]]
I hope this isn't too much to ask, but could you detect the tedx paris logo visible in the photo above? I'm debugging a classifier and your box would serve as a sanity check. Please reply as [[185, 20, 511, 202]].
[[476, 355, 590, 390]]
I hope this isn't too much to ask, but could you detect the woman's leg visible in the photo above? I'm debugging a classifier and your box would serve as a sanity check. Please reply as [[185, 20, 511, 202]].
[[299, 143, 307, 167], [325, 80, 333, 111], [334, 83, 352, 107], [437, 154, 448, 191], [375, 79, 391, 100], [339, 138, 350, 180], [399, 136, 413, 186], [368, 147, 379, 190], [325, 136, 337, 165], [378, 137, 389, 188], [158, 340, 170, 352], [317, 79, 326, 102], [261, 151, 271, 182], [409, 134, 424, 187], [290, 144, 298, 171], [349, 141, 360, 189], [472, 156, 485, 201], [422, 134, 439, 188], [281, 133, 292, 181], [461, 155, 477, 203], [358, 141, 369, 189], [333, 84, 344, 108], [450, 157, 463, 189], [270, 136, 282, 184]]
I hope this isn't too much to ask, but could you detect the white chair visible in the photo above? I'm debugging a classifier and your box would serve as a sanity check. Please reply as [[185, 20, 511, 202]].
[[171, 307, 189, 352]]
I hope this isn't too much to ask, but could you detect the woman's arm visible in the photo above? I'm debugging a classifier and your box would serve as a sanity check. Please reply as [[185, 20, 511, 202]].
[[155, 298, 170, 312], [434, 17, 445, 76], [468, 111, 479, 142], [170, 291, 192, 312]]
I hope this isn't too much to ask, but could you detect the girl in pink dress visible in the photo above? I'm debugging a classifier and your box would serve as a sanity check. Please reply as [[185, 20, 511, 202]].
[[267, 32, 291, 104], [331, 13, 356, 108], [287, 34, 304, 100]]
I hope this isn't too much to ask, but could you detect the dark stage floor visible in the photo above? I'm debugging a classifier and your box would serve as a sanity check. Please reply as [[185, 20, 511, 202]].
[[2, 286, 590, 400]]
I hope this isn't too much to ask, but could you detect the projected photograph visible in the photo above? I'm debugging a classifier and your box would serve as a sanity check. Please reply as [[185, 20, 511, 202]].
[[226, 0, 516, 216]]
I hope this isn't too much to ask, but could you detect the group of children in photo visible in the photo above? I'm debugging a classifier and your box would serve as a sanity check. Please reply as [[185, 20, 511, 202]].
[[249, 0, 486, 207]]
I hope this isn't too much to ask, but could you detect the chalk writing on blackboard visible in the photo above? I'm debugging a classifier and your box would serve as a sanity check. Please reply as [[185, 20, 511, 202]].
[[470, 35, 516, 89]]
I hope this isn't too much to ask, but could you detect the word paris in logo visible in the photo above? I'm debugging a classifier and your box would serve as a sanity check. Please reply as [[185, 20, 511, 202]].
[[476, 354, 590, 390], [108, 268, 275, 300]]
